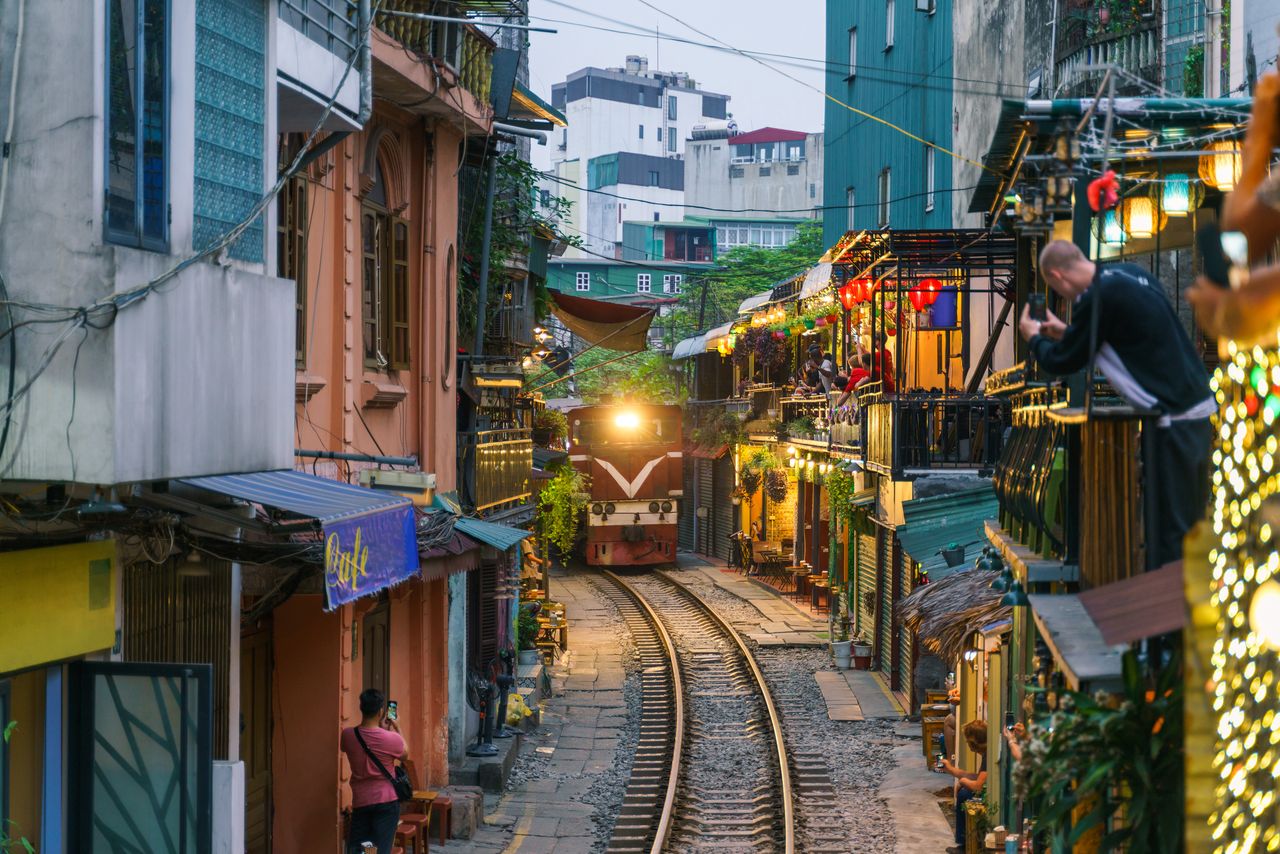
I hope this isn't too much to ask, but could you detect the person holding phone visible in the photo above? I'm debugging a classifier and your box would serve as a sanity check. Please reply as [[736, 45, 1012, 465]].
[[340, 689, 410, 854], [941, 720, 989, 853], [1019, 239, 1213, 566]]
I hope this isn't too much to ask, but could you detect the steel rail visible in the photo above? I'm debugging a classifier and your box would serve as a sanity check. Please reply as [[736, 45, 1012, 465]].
[[600, 571, 685, 854], [654, 570, 797, 854]]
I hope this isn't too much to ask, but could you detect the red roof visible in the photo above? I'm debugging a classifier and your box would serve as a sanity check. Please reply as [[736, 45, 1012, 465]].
[[730, 127, 807, 145]]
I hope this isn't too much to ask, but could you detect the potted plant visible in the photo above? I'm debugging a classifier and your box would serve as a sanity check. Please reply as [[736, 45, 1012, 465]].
[[764, 468, 789, 503], [853, 633, 874, 669], [831, 618, 852, 669], [517, 605, 541, 665], [532, 408, 568, 447], [786, 416, 815, 440]]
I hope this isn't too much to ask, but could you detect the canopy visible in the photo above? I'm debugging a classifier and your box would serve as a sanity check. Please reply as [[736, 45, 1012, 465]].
[[897, 485, 999, 581], [702, 320, 737, 350], [670, 333, 707, 361], [1077, 560, 1185, 646], [895, 568, 1010, 665], [797, 261, 833, 300], [737, 290, 773, 315], [549, 291, 655, 352], [178, 470, 418, 610], [453, 516, 533, 552]]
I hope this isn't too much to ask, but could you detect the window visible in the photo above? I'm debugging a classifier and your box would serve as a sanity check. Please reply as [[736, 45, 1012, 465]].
[[916, 0, 935, 11], [278, 175, 308, 364], [667, 95, 677, 120], [649, 170, 660, 186], [667, 127, 677, 153], [360, 160, 410, 370], [663, 274, 682, 294], [846, 187, 856, 230], [637, 274, 652, 293], [878, 168, 891, 227], [657, 127, 662, 142], [576, 272, 591, 291], [787, 164, 800, 176], [730, 166, 745, 178], [760, 167, 771, 177], [885, 0, 895, 48], [848, 27, 857, 77], [106, 0, 168, 250], [810, 182, 816, 199], [639, 124, 644, 140], [925, 145, 936, 212]]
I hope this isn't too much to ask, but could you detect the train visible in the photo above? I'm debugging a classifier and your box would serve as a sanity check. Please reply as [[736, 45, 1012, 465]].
[[566, 403, 683, 567]]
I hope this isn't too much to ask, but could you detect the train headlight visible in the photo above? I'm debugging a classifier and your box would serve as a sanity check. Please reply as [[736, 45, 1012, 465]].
[[648, 501, 660, 513], [591, 503, 603, 515], [604, 502, 616, 515], [661, 501, 673, 513], [614, 411, 640, 430]]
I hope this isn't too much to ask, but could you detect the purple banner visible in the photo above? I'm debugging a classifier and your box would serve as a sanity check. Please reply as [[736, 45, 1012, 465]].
[[323, 505, 419, 610]]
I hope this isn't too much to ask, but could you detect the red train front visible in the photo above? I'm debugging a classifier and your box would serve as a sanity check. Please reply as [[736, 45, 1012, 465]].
[[567, 403, 683, 567]]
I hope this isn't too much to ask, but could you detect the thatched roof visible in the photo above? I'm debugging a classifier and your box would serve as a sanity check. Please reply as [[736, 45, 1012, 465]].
[[895, 569, 1011, 665]]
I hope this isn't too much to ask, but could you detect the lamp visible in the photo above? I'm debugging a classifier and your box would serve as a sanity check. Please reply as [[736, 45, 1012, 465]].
[[839, 282, 857, 310], [1000, 579, 1030, 607], [920, 278, 942, 306], [1249, 579, 1280, 650], [1098, 209, 1127, 246], [1199, 140, 1242, 190], [1122, 195, 1165, 239], [1155, 173, 1202, 216]]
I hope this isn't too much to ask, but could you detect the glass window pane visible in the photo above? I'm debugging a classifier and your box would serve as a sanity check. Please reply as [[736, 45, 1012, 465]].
[[107, 0, 139, 239], [140, 0, 166, 242]]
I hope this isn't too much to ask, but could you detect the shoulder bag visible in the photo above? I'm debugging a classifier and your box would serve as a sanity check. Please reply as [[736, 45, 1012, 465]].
[[352, 727, 413, 802]]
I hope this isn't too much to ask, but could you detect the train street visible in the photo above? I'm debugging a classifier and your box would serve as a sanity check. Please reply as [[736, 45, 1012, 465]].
[[439, 555, 955, 854]]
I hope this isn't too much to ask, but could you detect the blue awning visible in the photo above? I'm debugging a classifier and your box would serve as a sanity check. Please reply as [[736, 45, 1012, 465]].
[[453, 516, 533, 552], [897, 485, 999, 581], [178, 470, 418, 610]]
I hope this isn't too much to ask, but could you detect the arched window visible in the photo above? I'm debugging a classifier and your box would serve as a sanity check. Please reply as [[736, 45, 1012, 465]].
[[361, 159, 410, 370]]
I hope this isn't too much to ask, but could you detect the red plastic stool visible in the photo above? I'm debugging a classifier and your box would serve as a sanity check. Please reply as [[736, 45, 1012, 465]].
[[429, 796, 453, 845]]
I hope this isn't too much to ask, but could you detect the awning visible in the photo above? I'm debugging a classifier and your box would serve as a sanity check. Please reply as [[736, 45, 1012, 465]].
[[549, 291, 654, 352], [670, 333, 707, 360], [533, 447, 568, 472], [1028, 593, 1124, 692], [896, 568, 1010, 665], [688, 444, 729, 460], [738, 290, 774, 315], [511, 81, 567, 126], [1077, 561, 1185, 646], [453, 516, 533, 552], [797, 261, 833, 300], [702, 320, 737, 350], [178, 470, 418, 610], [897, 485, 999, 581]]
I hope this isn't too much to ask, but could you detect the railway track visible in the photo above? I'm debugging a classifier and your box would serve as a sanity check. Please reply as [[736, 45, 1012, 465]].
[[593, 570, 795, 854]]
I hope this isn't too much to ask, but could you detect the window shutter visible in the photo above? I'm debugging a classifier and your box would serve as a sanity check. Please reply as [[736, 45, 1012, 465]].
[[361, 209, 379, 363], [390, 218, 411, 369]]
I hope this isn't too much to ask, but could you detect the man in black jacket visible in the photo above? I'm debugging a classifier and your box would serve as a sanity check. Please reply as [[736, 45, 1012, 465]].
[[1019, 240, 1213, 567]]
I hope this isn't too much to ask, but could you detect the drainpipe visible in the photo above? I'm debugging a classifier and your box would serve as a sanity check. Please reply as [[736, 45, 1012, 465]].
[[471, 151, 499, 358]]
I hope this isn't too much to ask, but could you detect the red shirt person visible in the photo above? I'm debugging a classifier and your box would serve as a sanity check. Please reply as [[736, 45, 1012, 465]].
[[341, 689, 410, 853]]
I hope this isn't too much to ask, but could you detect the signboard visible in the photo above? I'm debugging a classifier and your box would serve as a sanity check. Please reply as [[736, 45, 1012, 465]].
[[323, 505, 419, 610]]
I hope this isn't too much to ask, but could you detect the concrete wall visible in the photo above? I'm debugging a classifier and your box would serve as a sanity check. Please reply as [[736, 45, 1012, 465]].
[[584, 186, 684, 257], [687, 133, 824, 218], [447, 572, 473, 760], [557, 85, 718, 167]]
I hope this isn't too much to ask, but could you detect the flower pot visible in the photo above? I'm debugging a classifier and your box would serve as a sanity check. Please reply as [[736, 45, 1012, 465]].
[[832, 640, 852, 670], [518, 648, 540, 666], [853, 643, 873, 669]]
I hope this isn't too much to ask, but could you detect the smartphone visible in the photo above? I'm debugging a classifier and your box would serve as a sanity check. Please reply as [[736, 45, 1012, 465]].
[[386, 700, 398, 722], [1028, 293, 1047, 321], [1197, 222, 1238, 288], [1004, 711, 1016, 731]]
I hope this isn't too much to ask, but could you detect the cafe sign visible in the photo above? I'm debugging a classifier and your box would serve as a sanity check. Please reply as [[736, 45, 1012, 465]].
[[323, 504, 418, 610]]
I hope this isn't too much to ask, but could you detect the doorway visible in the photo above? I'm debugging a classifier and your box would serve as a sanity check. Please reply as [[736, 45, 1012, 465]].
[[362, 600, 391, 698], [241, 626, 272, 854]]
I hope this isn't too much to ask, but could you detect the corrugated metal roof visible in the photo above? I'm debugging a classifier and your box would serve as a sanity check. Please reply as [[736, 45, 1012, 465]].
[[178, 469, 411, 523], [738, 290, 773, 314], [897, 485, 999, 581], [453, 516, 532, 551], [670, 334, 706, 360], [968, 99, 1028, 215], [729, 127, 807, 145], [797, 262, 833, 300]]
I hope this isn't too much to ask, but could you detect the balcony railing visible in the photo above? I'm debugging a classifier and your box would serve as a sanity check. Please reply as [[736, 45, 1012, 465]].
[[280, 0, 358, 59], [859, 390, 1007, 478], [376, 2, 494, 103], [1055, 18, 1161, 97], [780, 395, 829, 447], [471, 428, 533, 514]]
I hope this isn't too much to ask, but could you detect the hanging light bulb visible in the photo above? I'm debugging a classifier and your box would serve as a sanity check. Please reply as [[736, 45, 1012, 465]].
[[1250, 579, 1280, 650], [531, 344, 551, 360], [1199, 140, 1242, 190]]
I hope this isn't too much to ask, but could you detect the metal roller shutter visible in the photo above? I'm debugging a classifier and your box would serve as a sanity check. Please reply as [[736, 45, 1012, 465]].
[[678, 460, 695, 551], [712, 456, 736, 563], [696, 459, 714, 556], [878, 528, 894, 677], [855, 532, 877, 640], [897, 542, 914, 694]]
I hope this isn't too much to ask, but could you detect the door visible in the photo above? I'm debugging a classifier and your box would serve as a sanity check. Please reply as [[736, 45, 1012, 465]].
[[68, 661, 212, 853], [241, 627, 272, 854], [362, 601, 391, 698]]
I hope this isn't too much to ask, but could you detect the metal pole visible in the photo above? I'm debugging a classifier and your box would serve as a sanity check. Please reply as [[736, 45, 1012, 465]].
[[473, 152, 499, 358], [294, 449, 418, 467]]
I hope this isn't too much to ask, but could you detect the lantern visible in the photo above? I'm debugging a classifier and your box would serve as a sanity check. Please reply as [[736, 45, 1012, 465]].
[[1200, 140, 1242, 190], [908, 288, 926, 312], [920, 278, 942, 306], [855, 278, 874, 301], [1122, 195, 1165, 239], [1155, 173, 1203, 217], [1100, 209, 1127, 246], [838, 282, 857, 310]]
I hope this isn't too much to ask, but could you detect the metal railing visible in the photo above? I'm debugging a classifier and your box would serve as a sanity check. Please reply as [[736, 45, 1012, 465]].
[[279, 0, 358, 59], [471, 428, 533, 512], [859, 390, 1007, 477], [780, 395, 829, 445], [375, 2, 494, 103], [1055, 20, 1161, 96]]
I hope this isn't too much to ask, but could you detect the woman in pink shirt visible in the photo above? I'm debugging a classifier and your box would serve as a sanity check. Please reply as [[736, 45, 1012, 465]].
[[340, 689, 409, 854]]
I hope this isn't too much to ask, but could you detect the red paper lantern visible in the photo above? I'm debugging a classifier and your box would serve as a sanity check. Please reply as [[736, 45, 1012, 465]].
[[838, 282, 857, 310], [920, 278, 942, 306], [857, 278, 874, 300], [908, 288, 926, 311]]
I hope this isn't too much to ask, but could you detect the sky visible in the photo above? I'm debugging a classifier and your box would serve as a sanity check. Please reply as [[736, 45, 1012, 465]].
[[525, 0, 827, 168]]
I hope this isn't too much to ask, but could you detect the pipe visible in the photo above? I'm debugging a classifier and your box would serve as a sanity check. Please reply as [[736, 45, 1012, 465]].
[[358, 0, 373, 125], [493, 121, 547, 144], [471, 151, 499, 357], [294, 449, 418, 467]]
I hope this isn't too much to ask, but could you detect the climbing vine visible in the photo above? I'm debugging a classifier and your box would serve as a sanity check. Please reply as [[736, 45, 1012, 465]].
[[536, 465, 588, 555]]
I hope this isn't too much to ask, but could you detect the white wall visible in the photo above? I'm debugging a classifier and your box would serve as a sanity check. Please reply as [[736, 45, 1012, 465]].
[[555, 86, 723, 168], [585, 187, 685, 257], [686, 132, 823, 218]]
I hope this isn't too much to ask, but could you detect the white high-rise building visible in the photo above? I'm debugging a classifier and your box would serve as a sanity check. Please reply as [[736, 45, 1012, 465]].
[[544, 56, 731, 258]]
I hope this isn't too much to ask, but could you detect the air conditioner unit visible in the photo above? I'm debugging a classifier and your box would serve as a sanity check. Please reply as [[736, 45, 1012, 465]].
[[358, 469, 437, 506]]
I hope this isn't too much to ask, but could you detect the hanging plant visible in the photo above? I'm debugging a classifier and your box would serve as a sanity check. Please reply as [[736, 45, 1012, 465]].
[[825, 468, 859, 526], [764, 468, 789, 502], [735, 326, 786, 369], [536, 466, 588, 555], [740, 468, 763, 496]]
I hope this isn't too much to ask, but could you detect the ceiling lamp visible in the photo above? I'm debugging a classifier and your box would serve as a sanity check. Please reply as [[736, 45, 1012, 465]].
[[1122, 195, 1166, 239], [1199, 140, 1242, 191], [920, 278, 941, 306], [1099, 209, 1127, 246], [1155, 173, 1203, 217]]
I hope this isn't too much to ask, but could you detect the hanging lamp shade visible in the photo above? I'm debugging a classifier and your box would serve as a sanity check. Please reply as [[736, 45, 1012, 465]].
[[839, 282, 857, 310], [908, 288, 926, 311], [1199, 140, 1242, 190], [1097, 209, 1127, 246], [920, 278, 942, 306], [1155, 173, 1203, 216], [1123, 195, 1165, 239]]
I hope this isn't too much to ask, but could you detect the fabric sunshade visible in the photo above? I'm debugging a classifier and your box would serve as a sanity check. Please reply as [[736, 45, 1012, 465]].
[[453, 516, 533, 552], [178, 470, 418, 610], [671, 334, 706, 360], [737, 290, 773, 315], [797, 261, 833, 300], [549, 291, 654, 352]]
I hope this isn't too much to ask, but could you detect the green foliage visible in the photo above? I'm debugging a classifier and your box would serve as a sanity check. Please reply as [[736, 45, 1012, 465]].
[[764, 468, 789, 502], [739, 447, 777, 497], [529, 348, 685, 404], [1, 722, 33, 853], [825, 468, 859, 526], [785, 416, 815, 438], [517, 605, 540, 651], [537, 466, 588, 554], [692, 410, 745, 448], [1184, 44, 1205, 97], [1014, 651, 1183, 852], [532, 408, 568, 442]]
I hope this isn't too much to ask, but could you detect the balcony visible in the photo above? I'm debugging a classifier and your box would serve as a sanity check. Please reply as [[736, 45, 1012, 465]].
[[780, 395, 830, 450], [277, 0, 362, 130], [1054, 8, 1161, 98], [859, 389, 1007, 479], [376, 2, 494, 104], [470, 428, 533, 515]]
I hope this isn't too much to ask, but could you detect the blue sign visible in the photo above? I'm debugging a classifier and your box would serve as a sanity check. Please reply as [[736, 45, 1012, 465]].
[[322, 505, 419, 610]]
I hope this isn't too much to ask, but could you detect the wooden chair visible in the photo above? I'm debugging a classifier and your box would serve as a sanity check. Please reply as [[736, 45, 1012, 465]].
[[920, 703, 951, 763]]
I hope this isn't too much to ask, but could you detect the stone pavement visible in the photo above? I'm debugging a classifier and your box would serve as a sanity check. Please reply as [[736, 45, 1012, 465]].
[[882, 722, 958, 852], [670, 553, 830, 646], [439, 570, 628, 854]]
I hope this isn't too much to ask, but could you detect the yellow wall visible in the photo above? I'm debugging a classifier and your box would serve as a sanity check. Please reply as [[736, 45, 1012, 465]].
[[1, 540, 116, 674]]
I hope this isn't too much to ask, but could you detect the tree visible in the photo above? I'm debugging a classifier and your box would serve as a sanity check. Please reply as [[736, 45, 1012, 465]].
[[528, 346, 686, 405]]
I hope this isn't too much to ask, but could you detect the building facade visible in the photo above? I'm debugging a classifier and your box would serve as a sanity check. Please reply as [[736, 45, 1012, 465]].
[[685, 128, 824, 226]]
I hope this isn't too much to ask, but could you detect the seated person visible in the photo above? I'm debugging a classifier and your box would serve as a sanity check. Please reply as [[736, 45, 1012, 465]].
[[832, 353, 873, 413], [940, 720, 988, 854], [792, 370, 818, 396]]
